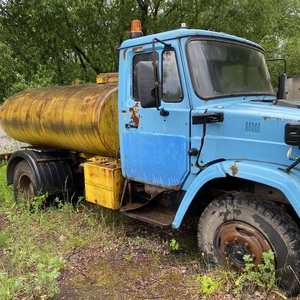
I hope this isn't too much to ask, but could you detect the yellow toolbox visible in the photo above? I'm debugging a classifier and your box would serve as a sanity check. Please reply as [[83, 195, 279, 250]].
[[84, 159, 124, 210]]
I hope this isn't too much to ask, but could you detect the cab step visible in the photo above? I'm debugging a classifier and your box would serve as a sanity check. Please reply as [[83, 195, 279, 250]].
[[121, 207, 175, 227]]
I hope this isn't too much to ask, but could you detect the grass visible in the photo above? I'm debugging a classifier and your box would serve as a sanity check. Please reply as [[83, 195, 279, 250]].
[[187, 250, 288, 300], [0, 162, 125, 299], [0, 162, 297, 299]]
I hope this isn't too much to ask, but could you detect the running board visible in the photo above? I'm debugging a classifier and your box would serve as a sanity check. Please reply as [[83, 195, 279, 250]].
[[120, 187, 182, 227], [121, 208, 175, 227]]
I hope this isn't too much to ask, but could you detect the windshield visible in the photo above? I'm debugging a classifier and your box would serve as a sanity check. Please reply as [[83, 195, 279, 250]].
[[187, 39, 274, 99]]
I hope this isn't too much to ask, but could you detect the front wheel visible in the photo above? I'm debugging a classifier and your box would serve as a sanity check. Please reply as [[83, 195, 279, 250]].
[[13, 160, 38, 204], [197, 193, 300, 296]]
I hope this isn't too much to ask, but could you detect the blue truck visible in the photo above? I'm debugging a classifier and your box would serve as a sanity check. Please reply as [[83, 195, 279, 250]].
[[0, 20, 299, 295]]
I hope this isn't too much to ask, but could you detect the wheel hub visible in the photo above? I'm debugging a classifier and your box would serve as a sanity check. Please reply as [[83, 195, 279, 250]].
[[18, 174, 35, 200], [216, 222, 271, 271]]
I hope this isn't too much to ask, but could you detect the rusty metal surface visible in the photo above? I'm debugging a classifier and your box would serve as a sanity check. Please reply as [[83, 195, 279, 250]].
[[229, 161, 239, 176], [132, 46, 144, 52], [96, 73, 118, 84], [129, 102, 140, 127], [120, 190, 181, 226], [0, 83, 119, 156], [123, 49, 127, 61], [122, 208, 175, 227], [120, 202, 149, 211], [218, 221, 271, 270]]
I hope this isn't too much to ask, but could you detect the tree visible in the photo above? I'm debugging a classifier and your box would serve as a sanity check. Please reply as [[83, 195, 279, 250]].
[[0, 0, 125, 97], [0, 0, 299, 101]]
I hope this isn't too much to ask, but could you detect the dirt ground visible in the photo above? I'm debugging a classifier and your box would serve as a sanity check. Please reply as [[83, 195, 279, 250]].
[[52, 217, 201, 300]]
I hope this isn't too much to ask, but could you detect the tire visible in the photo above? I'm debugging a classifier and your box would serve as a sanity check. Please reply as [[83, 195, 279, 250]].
[[197, 192, 300, 296], [13, 160, 37, 204]]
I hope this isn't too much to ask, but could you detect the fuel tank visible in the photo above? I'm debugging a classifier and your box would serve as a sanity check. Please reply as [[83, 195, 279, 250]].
[[0, 83, 119, 156]]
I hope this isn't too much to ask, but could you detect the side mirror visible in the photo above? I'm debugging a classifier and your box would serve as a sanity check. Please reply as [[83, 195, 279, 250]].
[[277, 73, 287, 99], [136, 61, 160, 108]]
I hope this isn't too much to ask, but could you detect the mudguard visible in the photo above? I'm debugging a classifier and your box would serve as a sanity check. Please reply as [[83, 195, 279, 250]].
[[172, 159, 300, 229], [7, 149, 74, 196]]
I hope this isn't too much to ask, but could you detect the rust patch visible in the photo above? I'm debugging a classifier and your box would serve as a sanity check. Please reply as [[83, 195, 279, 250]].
[[129, 103, 140, 126], [229, 162, 239, 176], [123, 49, 127, 60], [218, 222, 270, 272], [132, 46, 144, 52], [120, 202, 147, 211], [263, 116, 282, 122]]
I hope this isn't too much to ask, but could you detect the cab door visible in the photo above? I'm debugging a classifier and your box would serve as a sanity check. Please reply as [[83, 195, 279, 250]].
[[119, 46, 191, 189]]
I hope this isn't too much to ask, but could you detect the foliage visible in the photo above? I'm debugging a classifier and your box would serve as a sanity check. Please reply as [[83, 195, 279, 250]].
[[0, 164, 124, 299], [234, 250, 276, 295], [123, 253, 133, 261], [19, 193, 48, 213], [0, 255, 66, 299], [192, 250, 281, 299], [195, 274, 219, 295], [169, 238, 179, 251], [0, 0, 299, 101]]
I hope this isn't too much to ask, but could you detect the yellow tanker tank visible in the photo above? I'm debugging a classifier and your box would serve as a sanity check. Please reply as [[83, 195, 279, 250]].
[[0, 82, 119, 156]]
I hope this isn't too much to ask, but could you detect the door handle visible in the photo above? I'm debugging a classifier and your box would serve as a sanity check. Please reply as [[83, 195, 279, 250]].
[[125, 122, 138, 129]]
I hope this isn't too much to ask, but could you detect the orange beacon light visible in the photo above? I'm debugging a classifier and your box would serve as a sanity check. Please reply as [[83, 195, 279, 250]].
[[130, 20, 143, 39]]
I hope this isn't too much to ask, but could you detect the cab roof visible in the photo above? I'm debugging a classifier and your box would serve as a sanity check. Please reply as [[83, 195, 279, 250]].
[[119, 27, 264, 52]]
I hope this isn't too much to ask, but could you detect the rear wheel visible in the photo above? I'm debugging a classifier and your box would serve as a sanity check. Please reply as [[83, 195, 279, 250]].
[[13, 160, 37, 204], [197, 193, 300, 296]]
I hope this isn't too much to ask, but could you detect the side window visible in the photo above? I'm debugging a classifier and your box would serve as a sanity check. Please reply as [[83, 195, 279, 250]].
[[162, 50, 183, 102], [132, 53, 156, 100]]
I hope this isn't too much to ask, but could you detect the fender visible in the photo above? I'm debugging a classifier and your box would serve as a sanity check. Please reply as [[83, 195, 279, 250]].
[[7, 149, 74, 196], [7, 150, 45, 188], [172, 159, 300, 229]]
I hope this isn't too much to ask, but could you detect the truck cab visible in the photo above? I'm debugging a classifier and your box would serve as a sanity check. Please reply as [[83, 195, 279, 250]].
[[118, 22, 299, 217], [118, 22, 300, 295]]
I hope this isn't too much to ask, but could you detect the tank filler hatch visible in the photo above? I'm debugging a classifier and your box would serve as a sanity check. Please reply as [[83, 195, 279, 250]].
[[96, 73, 118, 84]]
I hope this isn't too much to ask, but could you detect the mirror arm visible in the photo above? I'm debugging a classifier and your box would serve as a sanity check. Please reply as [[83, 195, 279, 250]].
[[152, 38, 160, 109], [152, 38, 170, 116], [266, 58, 286, 74]]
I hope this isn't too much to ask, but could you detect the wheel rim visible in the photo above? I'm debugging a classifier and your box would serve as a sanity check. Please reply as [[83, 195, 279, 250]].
[[18, 174, 35, 200], [216, 221, 271, 271]]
